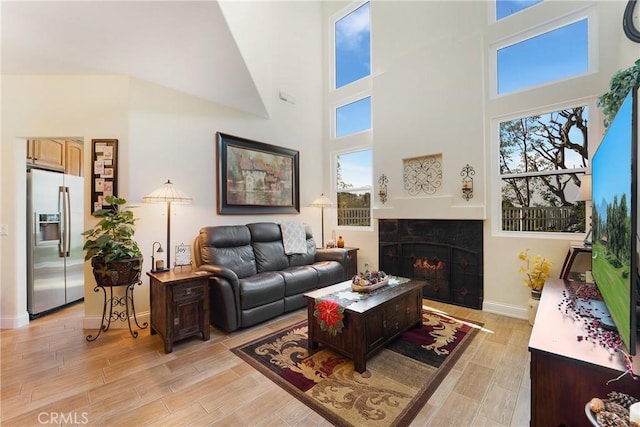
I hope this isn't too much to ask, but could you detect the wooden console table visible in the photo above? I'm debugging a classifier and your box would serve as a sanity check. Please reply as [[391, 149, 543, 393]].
[[528, 279, 639, 426]]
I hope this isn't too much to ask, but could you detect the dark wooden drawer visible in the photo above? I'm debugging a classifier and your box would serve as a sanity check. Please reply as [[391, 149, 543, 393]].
[[173, 282, 205, 301]]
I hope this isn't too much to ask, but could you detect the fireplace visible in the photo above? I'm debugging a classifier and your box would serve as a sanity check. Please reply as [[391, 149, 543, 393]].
[[379, 219, 483, 309]]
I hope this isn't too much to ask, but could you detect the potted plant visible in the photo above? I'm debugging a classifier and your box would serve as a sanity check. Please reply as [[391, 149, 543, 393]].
[[598, 59, 640, 129], [83, 195, 143, 287]]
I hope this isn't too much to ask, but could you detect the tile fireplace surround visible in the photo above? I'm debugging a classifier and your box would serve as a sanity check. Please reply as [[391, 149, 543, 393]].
[[379, 219, 483, 309]]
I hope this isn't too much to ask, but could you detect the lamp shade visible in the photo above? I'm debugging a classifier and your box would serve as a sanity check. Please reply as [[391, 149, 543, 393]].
[[575, 175, 592, 202], [310, 194, 333, 207], [143, 180, 192, 204]]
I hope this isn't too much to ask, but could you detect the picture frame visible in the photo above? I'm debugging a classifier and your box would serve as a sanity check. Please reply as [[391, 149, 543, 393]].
[[216, 132, 300, 214], [91, 139, 118, 213], [174, 244, 192, 269]]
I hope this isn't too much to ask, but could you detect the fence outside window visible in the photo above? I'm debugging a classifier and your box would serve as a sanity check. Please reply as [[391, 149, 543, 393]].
[[337, 207, 371, 226], [502, 206, 577, 232]]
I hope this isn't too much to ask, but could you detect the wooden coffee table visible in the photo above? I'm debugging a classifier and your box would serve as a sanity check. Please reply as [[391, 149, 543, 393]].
[[304, 278, 424, 373]]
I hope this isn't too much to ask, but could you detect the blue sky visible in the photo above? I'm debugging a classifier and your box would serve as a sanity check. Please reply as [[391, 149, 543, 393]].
[[496, 0, 542, 20], [338, 150, 372, 190], [335, 2, 370, 89], [498, 18, 588, 94]]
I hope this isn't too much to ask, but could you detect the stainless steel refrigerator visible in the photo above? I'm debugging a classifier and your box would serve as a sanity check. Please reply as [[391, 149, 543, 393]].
[[27, 168, 84, 316]]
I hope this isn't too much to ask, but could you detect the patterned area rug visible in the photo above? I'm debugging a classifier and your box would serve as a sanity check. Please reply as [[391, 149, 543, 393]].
[[231, 308, 480, 427]]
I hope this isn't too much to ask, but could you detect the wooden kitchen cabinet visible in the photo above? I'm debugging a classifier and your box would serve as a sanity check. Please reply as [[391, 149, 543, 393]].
[[27, 139, 84, 176], [29, 139, 65, 171], [64, 139, 84, 176]]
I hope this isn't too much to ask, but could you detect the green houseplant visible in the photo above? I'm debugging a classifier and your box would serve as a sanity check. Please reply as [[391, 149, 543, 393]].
[[83, 195, 143, 286], [598, 59, 640, 129]]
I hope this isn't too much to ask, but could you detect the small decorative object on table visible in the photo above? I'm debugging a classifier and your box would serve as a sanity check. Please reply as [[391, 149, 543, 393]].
[[519, 248, 552, 325], [585, 392, 639, 427], [337, 235, 345, 248], [351, 270, 389, 292]]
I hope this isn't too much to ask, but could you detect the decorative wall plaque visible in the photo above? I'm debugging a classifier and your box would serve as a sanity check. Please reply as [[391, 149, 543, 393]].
[[403, 154, 442, 196]]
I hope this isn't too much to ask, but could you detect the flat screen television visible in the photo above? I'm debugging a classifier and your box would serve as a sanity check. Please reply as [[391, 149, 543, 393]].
[[591, 86, 639, 356]]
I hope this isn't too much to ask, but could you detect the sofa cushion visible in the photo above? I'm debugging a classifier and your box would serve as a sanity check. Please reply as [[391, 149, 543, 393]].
[[279, 266, 318, 296], [312, 261, 345, 287], [247, 223, 289, 272], [198, 226, 257, 278], [238, 272, 285, 310]]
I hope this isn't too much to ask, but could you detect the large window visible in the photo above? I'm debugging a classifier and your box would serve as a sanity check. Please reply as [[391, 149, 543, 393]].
[[499, 105, 588, 232], [496, 18, 588, 94], [335, 2, 370, 89], [336, 149, 372, 227]]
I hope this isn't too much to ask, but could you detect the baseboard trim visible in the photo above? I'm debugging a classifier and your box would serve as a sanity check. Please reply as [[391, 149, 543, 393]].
[[482, 300, 527, 321], [83, 311, 150, 330], [0, 311, 30, 329]]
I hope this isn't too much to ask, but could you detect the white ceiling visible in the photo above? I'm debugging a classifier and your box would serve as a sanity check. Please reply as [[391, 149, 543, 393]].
[[1, 1, 268, 117]]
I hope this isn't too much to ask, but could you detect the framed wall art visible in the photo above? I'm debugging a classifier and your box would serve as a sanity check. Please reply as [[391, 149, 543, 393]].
[[91, 139, 118, 213], [216, 132, 299, 214]]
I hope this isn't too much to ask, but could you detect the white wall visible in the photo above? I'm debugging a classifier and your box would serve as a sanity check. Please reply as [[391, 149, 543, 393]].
[[1, 76, 130, 328], [323, 0, 639, 319], [0, 1, 324, 328]]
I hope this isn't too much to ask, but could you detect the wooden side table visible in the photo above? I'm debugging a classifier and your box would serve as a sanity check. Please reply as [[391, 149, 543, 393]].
[[345, 247, 359, 278], [147, 269, 211, 353], [559, 241, 592, 279]]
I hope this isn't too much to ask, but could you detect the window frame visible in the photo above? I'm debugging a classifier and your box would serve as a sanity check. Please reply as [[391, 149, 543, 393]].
[[489, 7, 596, 99], [491, 97, 597, 239]]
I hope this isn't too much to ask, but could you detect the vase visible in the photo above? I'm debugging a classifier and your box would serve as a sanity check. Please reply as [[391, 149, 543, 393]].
[[528, 289, 542, 326]]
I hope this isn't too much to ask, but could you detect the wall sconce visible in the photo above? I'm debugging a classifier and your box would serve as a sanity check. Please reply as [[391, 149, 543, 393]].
[[461, 164, 475, 201], [151, 241, 165, 272], [378, 174, 388, 204]]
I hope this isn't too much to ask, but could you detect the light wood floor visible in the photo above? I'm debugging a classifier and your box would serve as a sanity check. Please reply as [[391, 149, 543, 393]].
[[0, 300, 531, 426]]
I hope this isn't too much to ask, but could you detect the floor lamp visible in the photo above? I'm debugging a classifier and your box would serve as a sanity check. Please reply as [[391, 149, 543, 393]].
[[310, 194, 333, 248], [144, 180, 192, 270]]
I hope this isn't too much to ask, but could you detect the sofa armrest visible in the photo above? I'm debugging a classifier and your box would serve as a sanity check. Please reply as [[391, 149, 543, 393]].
[[198, 265, 242, 332], [316, 248, 348, 266], [198, 264, 239, 284]]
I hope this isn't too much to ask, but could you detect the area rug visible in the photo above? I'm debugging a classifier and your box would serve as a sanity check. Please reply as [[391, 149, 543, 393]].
[[231, 308, 481, 427]]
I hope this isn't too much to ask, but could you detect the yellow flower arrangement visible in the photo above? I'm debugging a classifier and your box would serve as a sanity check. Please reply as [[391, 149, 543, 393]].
[[518, 248, 552, 292]]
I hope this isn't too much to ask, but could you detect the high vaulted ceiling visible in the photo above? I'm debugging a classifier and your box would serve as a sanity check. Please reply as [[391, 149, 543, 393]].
[[1, 1, 268, 117]]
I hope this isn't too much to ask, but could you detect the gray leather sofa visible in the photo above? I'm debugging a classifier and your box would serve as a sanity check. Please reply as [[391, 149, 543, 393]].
[[193, 222, 348, 332]]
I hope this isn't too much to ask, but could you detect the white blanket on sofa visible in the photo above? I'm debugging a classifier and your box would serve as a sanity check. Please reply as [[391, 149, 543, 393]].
[[280, 221, 307, 255]]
